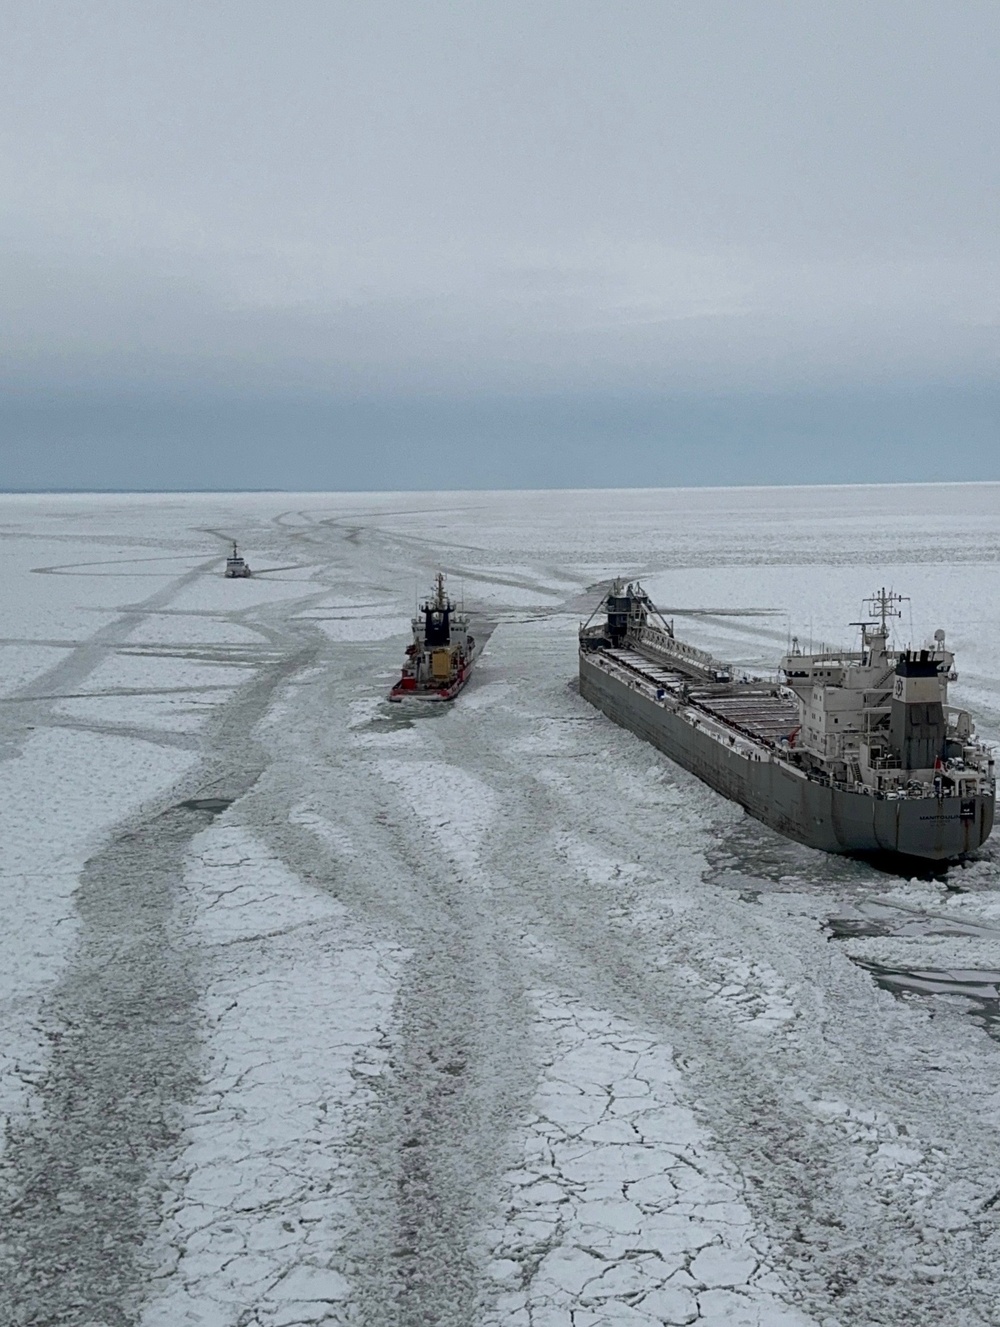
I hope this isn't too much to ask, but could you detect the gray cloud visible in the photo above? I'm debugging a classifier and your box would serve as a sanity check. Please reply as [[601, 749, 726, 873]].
[[0, 0, 997, 485]]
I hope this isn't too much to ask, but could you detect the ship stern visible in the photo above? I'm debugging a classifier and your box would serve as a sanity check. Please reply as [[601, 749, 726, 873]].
[[876, 792, 996, 861]]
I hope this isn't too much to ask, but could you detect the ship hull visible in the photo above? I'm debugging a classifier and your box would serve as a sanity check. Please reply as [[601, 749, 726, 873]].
[[581, 652, 994, 862], [389, 660, 475, 703]]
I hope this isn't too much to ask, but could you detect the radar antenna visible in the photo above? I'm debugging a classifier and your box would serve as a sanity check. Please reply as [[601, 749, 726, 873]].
[[863, 587, 908, 635]]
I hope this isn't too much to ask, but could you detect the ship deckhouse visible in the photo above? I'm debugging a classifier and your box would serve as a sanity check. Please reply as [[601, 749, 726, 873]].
[[779, 589, 989, 800]]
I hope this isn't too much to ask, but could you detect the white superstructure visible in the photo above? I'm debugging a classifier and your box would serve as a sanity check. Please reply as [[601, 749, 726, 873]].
[[780, 589, 993, 801]]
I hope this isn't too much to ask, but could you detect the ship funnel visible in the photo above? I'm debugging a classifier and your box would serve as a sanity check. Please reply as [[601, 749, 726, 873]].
[[890, 652, 946, 771], [423, 573, 452, 647]]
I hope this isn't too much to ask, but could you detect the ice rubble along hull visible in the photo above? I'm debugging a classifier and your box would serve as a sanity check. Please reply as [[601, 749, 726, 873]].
[[580, 654, 993, 860]]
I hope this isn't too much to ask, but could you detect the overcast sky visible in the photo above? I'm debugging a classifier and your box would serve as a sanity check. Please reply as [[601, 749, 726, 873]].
[[1, 0, 997, 489]]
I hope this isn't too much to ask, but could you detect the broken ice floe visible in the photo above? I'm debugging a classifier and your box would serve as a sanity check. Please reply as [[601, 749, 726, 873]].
[[478, 993, 815, 1327], [139, 826, 403, 1327]]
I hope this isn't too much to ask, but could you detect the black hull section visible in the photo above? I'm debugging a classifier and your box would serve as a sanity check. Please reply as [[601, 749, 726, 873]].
[[580, 654, 994, 862]]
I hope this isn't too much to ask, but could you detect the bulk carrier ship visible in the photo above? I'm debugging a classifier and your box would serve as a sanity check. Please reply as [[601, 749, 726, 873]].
[[579, 582, 995, 862]]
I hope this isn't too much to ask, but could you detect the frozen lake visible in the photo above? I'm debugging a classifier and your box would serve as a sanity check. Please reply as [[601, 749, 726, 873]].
[[1, 485, 999, 1327]]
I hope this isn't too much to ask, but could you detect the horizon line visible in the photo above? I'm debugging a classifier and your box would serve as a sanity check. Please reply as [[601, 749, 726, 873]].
[[2, 479, 999, 498]]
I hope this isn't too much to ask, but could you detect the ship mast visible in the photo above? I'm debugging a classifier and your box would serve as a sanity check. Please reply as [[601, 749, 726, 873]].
[[849, 587, 908, 659], [864, 586, 907, 636]]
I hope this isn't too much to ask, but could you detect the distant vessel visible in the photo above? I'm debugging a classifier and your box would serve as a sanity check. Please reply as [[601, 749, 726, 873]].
[[580, 582, 995, 862], [390, 573, 476, 702], [225, 542, 252, 578]]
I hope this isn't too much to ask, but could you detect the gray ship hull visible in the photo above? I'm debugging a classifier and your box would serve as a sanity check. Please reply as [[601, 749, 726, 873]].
[[581, 652, 994, 862]]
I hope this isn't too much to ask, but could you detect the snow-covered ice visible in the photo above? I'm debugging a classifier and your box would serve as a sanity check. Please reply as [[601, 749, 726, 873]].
[[1, 485, 1000, 1326], [479, 992, 815, 1327], [140, 825, 403, 1327]]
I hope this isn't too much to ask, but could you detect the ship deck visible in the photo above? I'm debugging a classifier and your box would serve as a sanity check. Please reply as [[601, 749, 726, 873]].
[[603, 647, 798, 748], [690, 690, 800, 745]]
